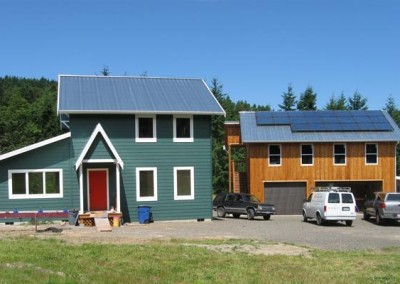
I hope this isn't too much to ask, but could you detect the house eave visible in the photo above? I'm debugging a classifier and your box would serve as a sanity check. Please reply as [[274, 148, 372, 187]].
[[0, 132, 71, 162]]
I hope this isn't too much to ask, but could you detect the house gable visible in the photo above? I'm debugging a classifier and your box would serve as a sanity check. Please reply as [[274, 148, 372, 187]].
[[75, 123, 124, 170]]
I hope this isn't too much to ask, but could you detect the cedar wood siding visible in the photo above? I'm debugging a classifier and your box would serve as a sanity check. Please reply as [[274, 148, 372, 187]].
[[69, 114, 213, 222], [0, 138, 79, 212], [247, 142, 397, 202]]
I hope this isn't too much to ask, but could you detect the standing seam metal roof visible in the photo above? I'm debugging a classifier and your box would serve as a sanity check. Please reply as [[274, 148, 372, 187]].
[[57, 75, 225, 115], [239, 111, 400, 143]]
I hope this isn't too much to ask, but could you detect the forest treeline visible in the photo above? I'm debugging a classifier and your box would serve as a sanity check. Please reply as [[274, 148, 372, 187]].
[[1, 76, 399, 191]]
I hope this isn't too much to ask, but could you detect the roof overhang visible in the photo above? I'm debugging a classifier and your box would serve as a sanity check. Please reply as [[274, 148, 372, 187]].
[[0, 132, 71, 162]]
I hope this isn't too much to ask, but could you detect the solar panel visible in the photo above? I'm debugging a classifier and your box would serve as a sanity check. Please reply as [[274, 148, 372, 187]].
[[256, 110, 393, 132]]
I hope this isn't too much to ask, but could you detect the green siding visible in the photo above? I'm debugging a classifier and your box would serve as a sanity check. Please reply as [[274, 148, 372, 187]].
[[0, 113, 214, 222], [70, 114, 213, 222], [0, 138, 79, 212]]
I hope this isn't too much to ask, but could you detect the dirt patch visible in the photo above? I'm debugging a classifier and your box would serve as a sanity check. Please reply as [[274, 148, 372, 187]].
[[184, 243, 311, 257]]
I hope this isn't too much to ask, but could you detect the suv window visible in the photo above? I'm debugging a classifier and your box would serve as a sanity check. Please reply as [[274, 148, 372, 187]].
[[213, 193, 226, 202], [341, 193, 354, 203], [328, 193, 340, 203], [226, 194, 236, 202], [386, 194, 400, 201]]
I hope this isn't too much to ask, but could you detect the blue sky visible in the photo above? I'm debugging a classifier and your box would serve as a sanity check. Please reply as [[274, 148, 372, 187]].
[[1, 0, 399, 110]]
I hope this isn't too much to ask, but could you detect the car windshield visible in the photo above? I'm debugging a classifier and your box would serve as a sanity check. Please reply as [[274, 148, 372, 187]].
[[242, 195, 260, 203], [386, 194, 400, 201]]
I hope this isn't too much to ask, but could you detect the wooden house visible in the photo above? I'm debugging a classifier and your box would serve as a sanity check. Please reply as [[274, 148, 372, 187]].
[[225, 111, 400, 214], [0, 75, 225, 222]]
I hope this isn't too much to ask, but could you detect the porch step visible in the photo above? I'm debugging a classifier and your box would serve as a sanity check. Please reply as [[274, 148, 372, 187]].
[[94, 217, 112, 232]]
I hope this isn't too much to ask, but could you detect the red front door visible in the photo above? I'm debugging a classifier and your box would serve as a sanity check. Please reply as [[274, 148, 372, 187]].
[[88, 170, 108, 211]]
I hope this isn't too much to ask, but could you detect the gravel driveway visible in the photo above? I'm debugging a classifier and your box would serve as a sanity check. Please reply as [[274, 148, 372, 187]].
[[1, 214, 399, 251]]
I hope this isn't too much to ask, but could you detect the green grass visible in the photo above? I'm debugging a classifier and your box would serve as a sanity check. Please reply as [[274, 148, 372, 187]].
[[0, 237, 399, 283]]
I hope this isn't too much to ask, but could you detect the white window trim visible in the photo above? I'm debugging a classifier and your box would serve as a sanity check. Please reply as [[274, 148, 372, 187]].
[[333, 143, 346, 165], [173, 115, 194, 143], [268, 144, 281, 167], [136, 167, 158, 202], [365, 143, 378, 165], [300, 144, 314, 166], [8, 169, 63, 199], [135, 115, 157, 143], [174, 167, 195, 200]]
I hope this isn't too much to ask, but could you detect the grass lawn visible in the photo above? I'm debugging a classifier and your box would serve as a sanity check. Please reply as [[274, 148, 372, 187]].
[[0, 237, 399, 283]]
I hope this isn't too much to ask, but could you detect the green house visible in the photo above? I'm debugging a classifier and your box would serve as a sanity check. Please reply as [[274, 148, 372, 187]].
[[0, 75, 225, 222]]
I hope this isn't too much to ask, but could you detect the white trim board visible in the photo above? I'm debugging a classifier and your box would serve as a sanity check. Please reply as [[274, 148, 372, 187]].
[[0, 132, 71, 162]]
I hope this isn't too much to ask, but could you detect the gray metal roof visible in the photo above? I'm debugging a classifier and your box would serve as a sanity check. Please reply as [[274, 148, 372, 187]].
[[239, 111, 400, 143], [57, 75, 225, 115]]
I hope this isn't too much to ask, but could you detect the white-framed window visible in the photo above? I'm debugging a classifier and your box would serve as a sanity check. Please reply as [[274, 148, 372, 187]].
[[333, 144, 346, 165], [8, 169, 63, 199], [174, 167, 194, 200], [135, 115, 157, 142], [365, 143, 378, 165], [173, 115, 193, 142], [301, 144, 314, 166], [269, 145, 281, 166], [136, 167, 158, 201]]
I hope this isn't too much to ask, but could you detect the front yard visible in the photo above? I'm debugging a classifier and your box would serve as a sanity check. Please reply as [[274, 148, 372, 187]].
[[0, 237, 399, 283]]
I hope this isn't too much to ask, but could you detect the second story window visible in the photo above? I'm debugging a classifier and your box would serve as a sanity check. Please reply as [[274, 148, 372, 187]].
[[135, 115, 156, 142], [269, 145, 281, 166], [334, 144, 346, 165], [173, 116, 193, 142], [301, 144, 313, 165], [366, 143, 378, 164]]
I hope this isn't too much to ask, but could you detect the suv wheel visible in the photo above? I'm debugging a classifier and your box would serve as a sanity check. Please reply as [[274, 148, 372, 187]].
[[217, 207, 226, 218], [363, 211, 370, 221], [263, 215, 271, 220], [376, 211, 383, 225], [316, 212, 324, 226], [303, 211, 308, 222], [247, 208, 255, 220]]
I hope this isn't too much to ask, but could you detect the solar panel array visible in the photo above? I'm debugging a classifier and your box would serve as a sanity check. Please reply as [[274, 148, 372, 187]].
[[255, 111, 393, 132]]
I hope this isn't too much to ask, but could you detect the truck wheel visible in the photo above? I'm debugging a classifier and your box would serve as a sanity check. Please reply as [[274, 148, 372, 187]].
[[363, 211, 370, 221], [263, 215, 271, 220], [316, 213, 324, 226], [217, 207, 226, 218], [247, 208, 255, 220], [303, 211, 308, 222], [345, 220, 353, 227]]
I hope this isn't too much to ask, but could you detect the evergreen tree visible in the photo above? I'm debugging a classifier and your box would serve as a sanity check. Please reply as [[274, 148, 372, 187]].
[[297, 86, 317, 110], [279, 85, 297, 111], [101, 66, 110, 76], [348, 91, 368, 110], [383, 96, 400, 175], [324, 93, 347, 110], [210, 79, 229, 192]]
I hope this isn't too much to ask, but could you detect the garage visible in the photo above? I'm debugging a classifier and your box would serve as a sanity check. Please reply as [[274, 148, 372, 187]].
[[264, 182, 306, 215]]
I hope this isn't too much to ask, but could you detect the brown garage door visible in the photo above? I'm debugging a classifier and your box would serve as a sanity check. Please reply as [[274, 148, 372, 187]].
[[264, 182, 306, 215]]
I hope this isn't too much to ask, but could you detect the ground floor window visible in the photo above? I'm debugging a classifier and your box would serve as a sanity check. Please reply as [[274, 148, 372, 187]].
[[174, 167, 194, 200], [8, 169, 63, 199], [136, 167, 158, 201]]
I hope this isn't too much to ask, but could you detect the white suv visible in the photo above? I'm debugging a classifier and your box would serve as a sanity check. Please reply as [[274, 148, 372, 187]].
[[302, 187, 357, 226]]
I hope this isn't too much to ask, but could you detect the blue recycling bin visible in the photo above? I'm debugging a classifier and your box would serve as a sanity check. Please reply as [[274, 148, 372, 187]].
[[138, 206, 152, 224]]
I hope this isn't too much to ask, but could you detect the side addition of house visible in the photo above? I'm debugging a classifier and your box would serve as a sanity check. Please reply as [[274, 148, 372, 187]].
[[225, 111, 400, 214], [0, 75, 225, 222]]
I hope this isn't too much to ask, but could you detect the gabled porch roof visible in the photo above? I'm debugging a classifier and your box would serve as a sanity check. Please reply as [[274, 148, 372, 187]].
[[75, 123, 124, 170]]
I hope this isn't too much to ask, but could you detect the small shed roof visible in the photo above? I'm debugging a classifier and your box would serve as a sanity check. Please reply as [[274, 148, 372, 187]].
[[57, 75, 225, 115], [239, 111, 400, 143]]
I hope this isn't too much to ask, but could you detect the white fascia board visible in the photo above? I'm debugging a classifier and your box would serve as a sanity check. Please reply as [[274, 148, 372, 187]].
[[0, 132, 71, 162], [58, 110, 225, 115], [74, 123, 124, 170], [201, 79, 226, 117]]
